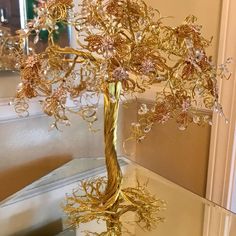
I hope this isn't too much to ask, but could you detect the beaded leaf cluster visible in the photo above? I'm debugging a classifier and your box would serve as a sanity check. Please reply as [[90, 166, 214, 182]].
[[11, 0, 230, 137]]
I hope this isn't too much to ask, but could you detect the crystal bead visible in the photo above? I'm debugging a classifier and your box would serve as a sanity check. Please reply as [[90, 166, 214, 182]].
[[178, 125, 186, 131], [193, 115, 200, 124]]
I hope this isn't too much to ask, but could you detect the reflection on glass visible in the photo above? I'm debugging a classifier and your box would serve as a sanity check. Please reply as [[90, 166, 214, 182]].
[[0, 27, 22, 71], [0, 0, 22, 71], [64, 177, 165, 235], [1, 158, 236, 236], [0, 0, 21, 34], [0, 0, 70, 71], [26, 0, 69, 52]]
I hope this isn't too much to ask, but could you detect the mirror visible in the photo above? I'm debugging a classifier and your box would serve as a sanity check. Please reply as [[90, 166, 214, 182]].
[[0, 0, 70, 99], [0, 0, 21, 33], [0, 0, 22, 98], [0, 0, 23, 71]]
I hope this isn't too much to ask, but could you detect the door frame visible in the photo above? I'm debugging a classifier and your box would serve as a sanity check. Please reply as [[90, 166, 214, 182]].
[[207, 0, 236, 211]]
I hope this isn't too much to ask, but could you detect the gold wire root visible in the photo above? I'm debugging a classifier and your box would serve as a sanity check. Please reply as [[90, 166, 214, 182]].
[[64, 177, 165, 236]]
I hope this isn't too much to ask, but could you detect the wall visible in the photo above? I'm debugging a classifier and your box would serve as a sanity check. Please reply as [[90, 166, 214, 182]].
[[0, 71, 20, 98], [135, 101, 211, 196], [134, 0, 222, 197]]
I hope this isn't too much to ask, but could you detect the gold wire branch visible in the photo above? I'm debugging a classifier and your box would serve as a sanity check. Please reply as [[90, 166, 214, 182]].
[[11, 0, 230, 132]]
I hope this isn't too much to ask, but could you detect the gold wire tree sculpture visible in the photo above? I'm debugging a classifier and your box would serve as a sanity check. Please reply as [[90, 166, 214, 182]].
[[7, 0, 231, 235]]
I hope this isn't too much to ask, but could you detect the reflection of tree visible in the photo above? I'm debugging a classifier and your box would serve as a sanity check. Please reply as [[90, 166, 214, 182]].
[[12, 0, 230, 235], [0, 0, 21, 34], [0, 26, 22, 70], [0, 1, 22, 70], [27, 0, 69, 52], [64, 178, 165, 236]]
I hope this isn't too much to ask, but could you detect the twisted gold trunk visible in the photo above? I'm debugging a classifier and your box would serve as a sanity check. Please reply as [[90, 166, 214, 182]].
[[103, 82, 123, 235], [103, 82, 123, 206]]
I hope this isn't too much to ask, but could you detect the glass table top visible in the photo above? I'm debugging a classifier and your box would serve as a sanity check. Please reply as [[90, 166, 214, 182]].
[[0, 157, 236, 236]]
